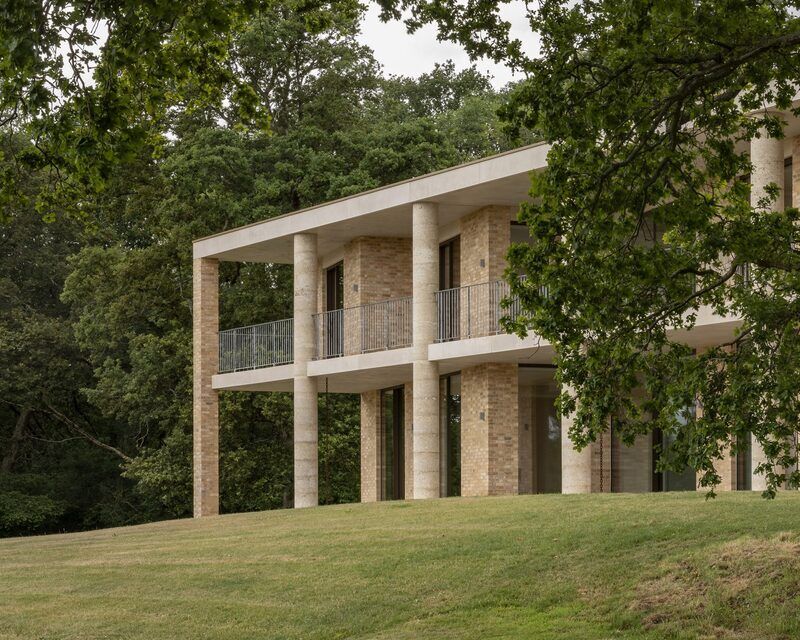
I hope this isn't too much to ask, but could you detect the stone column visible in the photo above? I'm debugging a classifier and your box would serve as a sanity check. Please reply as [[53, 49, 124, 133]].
[[561, 428, 592, 493], [412, 202, 441, 499], [793, 137, 800, 208], [294, 233, 319, 508], [751, 126, 784, 211], [750, 128, 784, 491], [561, 386, 592, 493], [193, 257, 220, 517]]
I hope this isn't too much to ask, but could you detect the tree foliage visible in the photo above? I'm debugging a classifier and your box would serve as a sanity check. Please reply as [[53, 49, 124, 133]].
[[381, 0, 800, 495], [0, 0, 362, 220], [1, 5, 517, 534]]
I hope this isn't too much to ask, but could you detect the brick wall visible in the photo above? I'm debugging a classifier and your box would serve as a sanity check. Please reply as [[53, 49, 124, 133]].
[[344, 237, 413, 307], [193, 257, 219, 517], [360, 390, 380, 502], [315, 237, 413, 356], [461, 363, 519, 496], [459, 206, 514, 286]]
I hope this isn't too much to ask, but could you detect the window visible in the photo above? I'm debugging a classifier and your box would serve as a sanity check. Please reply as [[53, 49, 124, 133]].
[[652, 405, 697, 492], [440, 373, 461, 497], [439, 238, 461, 342], [325, 261, 344, 311], [736, 434, 752, 491], [439, 237, 460, 290], [324, 262, 344, 358], [510, 221, 534, 246], [380, 387, 405, 501], [536, 396, 562, 493]]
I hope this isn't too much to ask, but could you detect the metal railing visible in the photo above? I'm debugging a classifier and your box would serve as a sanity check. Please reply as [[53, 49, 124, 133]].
[[436, 278, 543, 342], [314, 296, 413, 359], [218, 318, 293, 373]]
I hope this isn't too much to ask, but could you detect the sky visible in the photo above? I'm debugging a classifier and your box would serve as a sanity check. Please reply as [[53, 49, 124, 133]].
[[356, 2, 538, 87]]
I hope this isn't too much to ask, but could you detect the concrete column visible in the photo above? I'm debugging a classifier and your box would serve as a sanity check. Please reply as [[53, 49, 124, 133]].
[[749, 128, 784, 492], [412, 202, 440, 499], [751, 434, 769, 492], [293, 233, 318, 508], [193, 257, 220, 517], [793, 136, 800, 208], [561, 386, 592, 493], [751, 127, 784, 212]]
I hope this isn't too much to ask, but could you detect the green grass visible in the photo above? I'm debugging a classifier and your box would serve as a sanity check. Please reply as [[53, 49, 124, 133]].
[[2, 493, 800, 639]]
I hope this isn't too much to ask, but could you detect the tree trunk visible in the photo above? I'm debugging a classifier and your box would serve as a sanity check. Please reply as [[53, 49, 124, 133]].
[[2, 407, 31, 473]]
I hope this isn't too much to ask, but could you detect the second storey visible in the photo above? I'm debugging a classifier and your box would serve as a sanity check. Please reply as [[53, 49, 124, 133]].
[[193, 127, 800, 395]]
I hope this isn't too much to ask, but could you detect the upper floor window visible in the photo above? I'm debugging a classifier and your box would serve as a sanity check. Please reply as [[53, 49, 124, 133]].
[[439, 237, 460, 290], [325, 261, 344, 311]]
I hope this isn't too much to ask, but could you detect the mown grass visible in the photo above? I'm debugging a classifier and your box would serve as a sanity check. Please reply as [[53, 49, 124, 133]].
[[1, 492, 799, 639]]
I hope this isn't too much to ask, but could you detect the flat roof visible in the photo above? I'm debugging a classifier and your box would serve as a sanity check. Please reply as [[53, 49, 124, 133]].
[[192, 141, 550, 263]]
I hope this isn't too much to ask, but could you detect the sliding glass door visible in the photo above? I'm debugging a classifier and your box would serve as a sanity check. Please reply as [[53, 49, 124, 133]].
[[440, 374, 461, 497], [380, 387, 404, 500]]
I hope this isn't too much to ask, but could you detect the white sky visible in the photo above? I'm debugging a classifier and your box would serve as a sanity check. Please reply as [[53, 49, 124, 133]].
[[357, 2, 538, 87]]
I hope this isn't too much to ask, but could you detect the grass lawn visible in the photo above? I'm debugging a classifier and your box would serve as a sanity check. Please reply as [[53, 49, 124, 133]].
[[1, 492, 800, 639]]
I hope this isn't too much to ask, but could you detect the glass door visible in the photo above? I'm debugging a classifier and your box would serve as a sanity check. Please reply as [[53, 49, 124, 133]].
[[653, 406, 697, 491], [325, 261, 344, 357], [438, 238, 460, 341], [440, 373, 461, 497], [380, 387, 404, 500]]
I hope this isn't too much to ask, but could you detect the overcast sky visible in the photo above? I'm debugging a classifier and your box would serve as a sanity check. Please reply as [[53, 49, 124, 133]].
[[357, 2, 538, 87]]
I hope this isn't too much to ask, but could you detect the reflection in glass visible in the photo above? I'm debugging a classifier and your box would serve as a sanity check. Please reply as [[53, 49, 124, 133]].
[[535, 396, 561, 493], [440, 374, 461, 497], [380, 387, 404, 500]]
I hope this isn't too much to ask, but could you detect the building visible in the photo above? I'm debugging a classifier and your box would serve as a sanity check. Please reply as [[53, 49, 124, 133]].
[[191, 127, 800, 516]]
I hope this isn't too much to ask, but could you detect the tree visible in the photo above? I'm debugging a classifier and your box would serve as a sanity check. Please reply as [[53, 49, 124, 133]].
[[2, 1, 522, 535], [0, 0, 360, 220], [380, 0, 800, 495], [0, 135, 138, 535]]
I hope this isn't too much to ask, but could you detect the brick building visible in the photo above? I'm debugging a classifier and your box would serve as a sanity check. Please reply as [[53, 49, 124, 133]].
[[192, 128, 800, 515]]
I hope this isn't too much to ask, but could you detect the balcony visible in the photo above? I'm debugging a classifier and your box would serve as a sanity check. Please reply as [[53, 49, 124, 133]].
[[218, 319, 293, 373], [436, 278, 528, 342], [313, 296, 413, 359]]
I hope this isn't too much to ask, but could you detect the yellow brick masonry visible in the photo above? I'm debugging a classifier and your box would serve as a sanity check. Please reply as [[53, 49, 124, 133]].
[[459, 205, 514, 286], [461, 363, 519, 496], [193, 257, 219, 517], [349, 237, 413, 501], [360, 390, 380, 502]]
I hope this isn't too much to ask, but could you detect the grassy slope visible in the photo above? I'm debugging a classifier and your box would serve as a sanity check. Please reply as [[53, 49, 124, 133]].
[[1, 493, 800, 640]]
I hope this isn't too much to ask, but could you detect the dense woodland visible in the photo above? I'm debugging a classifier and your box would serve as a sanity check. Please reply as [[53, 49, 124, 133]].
[[0, 7, 530, 536]]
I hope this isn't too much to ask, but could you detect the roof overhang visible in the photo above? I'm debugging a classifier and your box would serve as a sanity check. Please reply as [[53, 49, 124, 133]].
[[192, 142, 550, 263]]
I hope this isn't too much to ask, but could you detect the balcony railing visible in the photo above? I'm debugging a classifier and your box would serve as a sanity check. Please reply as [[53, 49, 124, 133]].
[[218, 318, 293, 373], [436, 278, 538, 342], [314, 296, 413, 359]]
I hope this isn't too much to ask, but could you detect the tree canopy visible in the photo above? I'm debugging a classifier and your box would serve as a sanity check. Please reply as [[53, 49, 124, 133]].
[[380, 0, 800, 495], [0, 4, 521, 535], [0, 0, 364, 221]]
